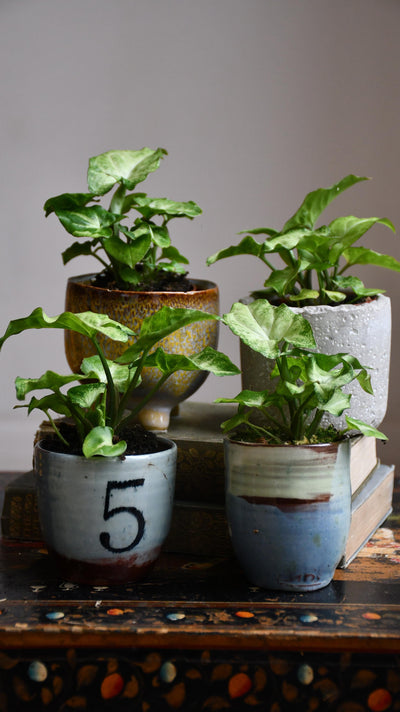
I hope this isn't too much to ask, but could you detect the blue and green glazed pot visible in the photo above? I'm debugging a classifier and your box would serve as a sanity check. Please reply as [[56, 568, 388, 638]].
[[224, 438, 351, 592]]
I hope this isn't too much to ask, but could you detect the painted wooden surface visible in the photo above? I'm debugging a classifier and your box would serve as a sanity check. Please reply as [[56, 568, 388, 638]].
[[1, 472, 400, 710]]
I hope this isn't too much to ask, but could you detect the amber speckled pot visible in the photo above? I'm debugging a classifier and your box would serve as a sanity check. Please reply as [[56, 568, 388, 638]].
[[65, 274, 219, 429]]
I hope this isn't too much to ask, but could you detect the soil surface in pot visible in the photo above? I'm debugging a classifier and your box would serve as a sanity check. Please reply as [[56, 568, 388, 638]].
[[252, 292, 376, 308], [42, 422, 169, 457], [92, 269, 195, 293]]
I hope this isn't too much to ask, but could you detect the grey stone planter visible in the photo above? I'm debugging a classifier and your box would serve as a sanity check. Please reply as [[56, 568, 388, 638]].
[[240, 294, 391, 430]]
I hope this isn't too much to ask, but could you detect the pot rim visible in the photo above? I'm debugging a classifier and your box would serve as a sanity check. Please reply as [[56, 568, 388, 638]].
[[67, 273, 219, 296], [223, 435, 349, 451], [240, 293, 389, 314], [35, 436, 177, 463]]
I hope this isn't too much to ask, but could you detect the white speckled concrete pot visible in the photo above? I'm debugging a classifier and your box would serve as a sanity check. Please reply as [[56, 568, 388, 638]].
[[240, 295, 391, 430], [34, 438, 177, 585]]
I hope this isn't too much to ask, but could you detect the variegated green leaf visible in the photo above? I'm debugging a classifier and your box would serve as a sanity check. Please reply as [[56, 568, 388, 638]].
[[87, 148, 167, 194], [82, 426, 127, 457]]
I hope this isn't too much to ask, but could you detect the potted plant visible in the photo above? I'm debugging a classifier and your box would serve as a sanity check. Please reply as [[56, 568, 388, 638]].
[[44, 147, 219, 429], [217, 299, 386, 592], [0, 306, 239, 584], [207, 174, 399, 428]]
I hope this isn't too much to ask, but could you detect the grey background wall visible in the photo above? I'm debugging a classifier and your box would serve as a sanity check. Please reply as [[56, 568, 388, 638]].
[[1, 0, 399, 469]]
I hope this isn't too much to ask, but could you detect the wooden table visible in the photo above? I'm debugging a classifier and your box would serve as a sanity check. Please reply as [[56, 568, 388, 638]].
[[1, 472, 400, 711]]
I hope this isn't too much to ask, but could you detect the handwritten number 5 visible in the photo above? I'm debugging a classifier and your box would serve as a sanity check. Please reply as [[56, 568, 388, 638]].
[[99, 479, 145, 553]]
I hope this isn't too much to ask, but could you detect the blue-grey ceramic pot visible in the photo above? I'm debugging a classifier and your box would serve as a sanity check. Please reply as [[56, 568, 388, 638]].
[[34, 438, 177, 584], [224, 438, 351, 592]]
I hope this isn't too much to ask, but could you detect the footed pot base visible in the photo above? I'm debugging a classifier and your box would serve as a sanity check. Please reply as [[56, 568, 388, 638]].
[[138, 405, 173, 431]]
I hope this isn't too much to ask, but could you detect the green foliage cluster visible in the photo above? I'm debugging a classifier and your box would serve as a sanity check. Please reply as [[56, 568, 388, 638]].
[[208, 175, 399, 305], [219, 300, 387, 444], [44, 148, 202, 289], [0, 308, 239, 457]]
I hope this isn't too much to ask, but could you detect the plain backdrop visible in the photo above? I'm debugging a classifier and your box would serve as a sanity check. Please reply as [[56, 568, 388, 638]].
[[1, 0, 400, 469]]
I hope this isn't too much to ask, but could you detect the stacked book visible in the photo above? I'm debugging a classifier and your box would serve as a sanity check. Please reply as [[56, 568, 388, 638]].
[[1, 402, 395, 568]]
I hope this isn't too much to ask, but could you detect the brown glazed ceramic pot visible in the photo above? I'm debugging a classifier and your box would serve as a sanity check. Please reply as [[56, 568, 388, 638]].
[[65, 274, 219, 429]]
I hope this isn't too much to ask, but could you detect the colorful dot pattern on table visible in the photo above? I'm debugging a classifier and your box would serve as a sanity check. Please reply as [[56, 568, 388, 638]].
[[2, 648, 399, 710]]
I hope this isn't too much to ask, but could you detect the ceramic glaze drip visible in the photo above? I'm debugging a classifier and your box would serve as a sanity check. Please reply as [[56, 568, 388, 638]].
[[224, 439, 351, 591], [225, 439, 349, 501]]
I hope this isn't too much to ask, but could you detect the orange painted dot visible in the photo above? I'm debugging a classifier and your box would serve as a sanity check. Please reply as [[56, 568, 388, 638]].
[[367, 688, 392, 711], [235, 611, 255, 619], [228, 672, 252, 699], [107, 608, 124, 616], [362, 612, 381, 620], [101, 672, 124, 699]]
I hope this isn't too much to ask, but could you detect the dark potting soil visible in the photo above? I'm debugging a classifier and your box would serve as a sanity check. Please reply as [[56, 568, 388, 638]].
[[252, 291, 377, 307], [91, 270, 195, 293], [41, 422, 169, 457]]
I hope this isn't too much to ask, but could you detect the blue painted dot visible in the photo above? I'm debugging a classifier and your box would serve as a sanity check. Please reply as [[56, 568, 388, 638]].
[[299, 613, 318, 623], [298, 663, 314, 685], [166, 612, 186, 621], [160, 661, 177, 683], [28, 661, 48, 682], [46, 611, 65, 621]]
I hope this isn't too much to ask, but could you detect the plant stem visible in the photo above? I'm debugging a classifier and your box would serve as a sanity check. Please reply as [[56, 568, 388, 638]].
[[116, 372, 170, 432], [109, 183, 126, 222], [306, 409, 324, 440], [241, 419, 283, 444], [259, 255, 277, 273], [45, 410, 70, 447], [259, 406, 292, 438], [93, 250, 110, 270], [291, 390, 315, 441], [116, 353, 148, 422], [93, 337, 118, 428]]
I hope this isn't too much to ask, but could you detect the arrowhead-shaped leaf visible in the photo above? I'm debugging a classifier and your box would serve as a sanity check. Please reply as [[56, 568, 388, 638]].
[[329, 216, 395, 263], [144, 346, 239, 377], [133, 196, 202, 219], [87, 148, 167, 194], [117, 307, 219, 363], [82, 426, 127, 457], [56, 206, 118, 237], [345, 416, 387, 440], [283, 175, 368, 231], [333, 275, 385, 298], [22, 394, 73, 417], [103, 234, 151, 268], [207, 235, 265, 265], [343, 246, 400, 272], [81, 356, 135, 392], [67, 383, 106, 409], [15, 371, 83, 399], [223, 300, 316, 358], [0, 308, 134, 350], [161, 246, 189, 265], [62, 240, 96, 265], [44, 192, 96, 216], [318, 388, 352, 416]]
